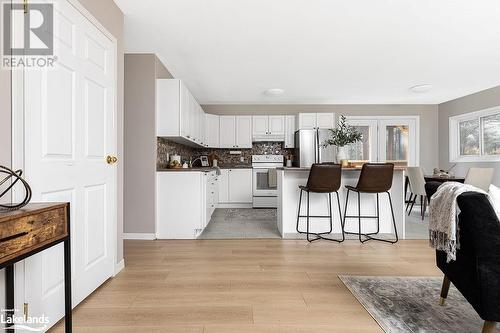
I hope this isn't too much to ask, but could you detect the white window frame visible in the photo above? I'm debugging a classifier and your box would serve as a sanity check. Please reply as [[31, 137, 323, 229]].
[[346, 116, 420, 167], [449, 106, 500, 163]]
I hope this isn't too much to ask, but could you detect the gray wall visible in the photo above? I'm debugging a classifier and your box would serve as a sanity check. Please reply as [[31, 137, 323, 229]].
[[438, 86, 500, 186], [78, 0, 124, 263], [202, 104, 439, 173], [124, 54, 172, 234]]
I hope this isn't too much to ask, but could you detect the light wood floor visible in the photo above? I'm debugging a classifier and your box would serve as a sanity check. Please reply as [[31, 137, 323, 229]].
[[51, 239, 441, 333]]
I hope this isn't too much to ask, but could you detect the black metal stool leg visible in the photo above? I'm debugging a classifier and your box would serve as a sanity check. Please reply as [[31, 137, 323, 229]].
[[296, 189, 303, 233], [342, 189, 350, 230], [328, 193, 333, 234], [336, 192, 345, 242]]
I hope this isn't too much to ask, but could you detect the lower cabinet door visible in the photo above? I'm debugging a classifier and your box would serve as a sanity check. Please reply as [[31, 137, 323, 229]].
[[218, 169, 229, 203], [228, 169, 253, 203]]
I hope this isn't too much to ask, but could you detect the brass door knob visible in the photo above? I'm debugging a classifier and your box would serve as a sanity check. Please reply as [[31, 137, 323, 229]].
[[106, 155, 118, 165]]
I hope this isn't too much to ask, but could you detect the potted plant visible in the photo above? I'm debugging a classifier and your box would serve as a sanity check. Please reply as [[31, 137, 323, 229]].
[[323, 115, 363, 166]]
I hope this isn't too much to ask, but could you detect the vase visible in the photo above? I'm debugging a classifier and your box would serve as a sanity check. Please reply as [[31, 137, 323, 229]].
[[336, 146, 348, 166]]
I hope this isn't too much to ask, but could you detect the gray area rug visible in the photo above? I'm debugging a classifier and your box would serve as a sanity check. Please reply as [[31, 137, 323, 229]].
[[339, 275, 497, 333]]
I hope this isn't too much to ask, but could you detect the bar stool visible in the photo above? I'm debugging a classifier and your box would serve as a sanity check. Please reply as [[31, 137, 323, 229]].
[[342, 163, 398, 244], [296, 163, 345, 243]]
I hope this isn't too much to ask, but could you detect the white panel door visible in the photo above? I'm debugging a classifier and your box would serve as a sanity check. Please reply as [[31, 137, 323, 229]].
[[23, 0, 116, 328], [268, 116, 285, 136], [228, 169, 253, 203], [219, 116, 236, 148], [316, 113, 335, 129], [252, 116, 268, 136], [298, 113, 317, 129], [285, 115, 296, 148], [235, 116, 252, 148]]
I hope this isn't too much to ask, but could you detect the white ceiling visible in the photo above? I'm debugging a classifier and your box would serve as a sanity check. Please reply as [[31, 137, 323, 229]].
[[115, 0, 500, 104]]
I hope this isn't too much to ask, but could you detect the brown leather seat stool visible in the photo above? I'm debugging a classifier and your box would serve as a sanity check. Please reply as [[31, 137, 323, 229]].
[[342, 163, 398, 243], [296, 163, 345, 243]]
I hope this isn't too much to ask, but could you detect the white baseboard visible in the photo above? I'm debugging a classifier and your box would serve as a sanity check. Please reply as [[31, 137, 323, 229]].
[[217, 203, 253, 208], [123, 233, 156, 240], [114, 259, 125, 276]]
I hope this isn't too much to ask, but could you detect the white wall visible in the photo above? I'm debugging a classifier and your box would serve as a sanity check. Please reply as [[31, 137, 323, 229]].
[[438, 86, 500, 187]]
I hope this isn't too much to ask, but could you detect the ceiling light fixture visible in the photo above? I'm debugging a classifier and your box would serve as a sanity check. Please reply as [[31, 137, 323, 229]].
[[264, 88, 285, 96], [409, 84, 433, 93]]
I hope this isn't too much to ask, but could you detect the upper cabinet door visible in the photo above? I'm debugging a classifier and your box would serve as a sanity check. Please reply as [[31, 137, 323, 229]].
[[252, 116, 269, 136], [316, 113, 335, 129], [285, 115, 296, 148], [298, 113, 317, 130], [235, 116, 253, 148], [206, 114, 220, 148], [268, 116, 285, 136], [156, 79, 181, 136], [219, 116, 236, 148]]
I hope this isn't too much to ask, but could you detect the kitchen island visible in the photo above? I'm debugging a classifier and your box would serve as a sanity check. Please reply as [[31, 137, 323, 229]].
[[277, 167, 406, 239]]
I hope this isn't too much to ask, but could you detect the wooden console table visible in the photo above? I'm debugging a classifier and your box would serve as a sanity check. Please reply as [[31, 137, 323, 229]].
[[0, 203, 71, 333]]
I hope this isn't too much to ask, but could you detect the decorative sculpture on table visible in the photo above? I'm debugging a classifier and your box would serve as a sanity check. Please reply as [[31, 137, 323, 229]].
[[0, 165, 32, 212], [323, 115, 363, 167]]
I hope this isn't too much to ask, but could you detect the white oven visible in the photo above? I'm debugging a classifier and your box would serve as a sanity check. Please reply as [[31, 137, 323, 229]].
[[252, 155, 284, 208]]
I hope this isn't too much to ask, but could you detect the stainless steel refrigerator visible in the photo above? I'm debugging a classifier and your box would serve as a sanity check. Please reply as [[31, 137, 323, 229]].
[[293, 129, 335, 167]]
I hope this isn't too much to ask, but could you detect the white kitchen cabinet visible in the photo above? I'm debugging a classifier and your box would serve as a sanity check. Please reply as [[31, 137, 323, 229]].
[[219, 116, 252, 148], [297, 113, 335, 130], [205, 114, 220, 148], [316, 113, 335, 129], [252, 115, 285, 140], [235, 116, 253, 148], [298, 113, 317, 130], [229, 169, 253, 203], [269, 116, 285, 136], [157, 78, 207, 147], [218, 168, 252, 204], [252, 115, 269, 136], [285, 115, 296, 148], [219, 116, 236, 148], [157, 170, 217, 239], [218, 169, 230, 203]]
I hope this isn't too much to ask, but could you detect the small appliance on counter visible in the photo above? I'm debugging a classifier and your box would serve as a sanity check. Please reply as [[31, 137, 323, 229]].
[[200, 155, 209, 167]]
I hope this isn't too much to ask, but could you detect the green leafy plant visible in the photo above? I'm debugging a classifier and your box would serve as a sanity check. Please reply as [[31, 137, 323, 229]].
[[323, 115, 363, 147]]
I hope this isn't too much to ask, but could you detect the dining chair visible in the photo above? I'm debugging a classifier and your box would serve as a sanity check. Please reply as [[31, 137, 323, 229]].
[[406, 167, 427, 220], [464, 168, 495, 192]]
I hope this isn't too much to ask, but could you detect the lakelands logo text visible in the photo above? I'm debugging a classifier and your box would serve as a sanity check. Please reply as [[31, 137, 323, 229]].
[[1, 309, 49, 332], [2, 2, 57, 69]]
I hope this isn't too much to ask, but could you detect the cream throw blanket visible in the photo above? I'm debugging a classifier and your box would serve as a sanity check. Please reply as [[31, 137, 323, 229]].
[[429, 182, 487, 262]]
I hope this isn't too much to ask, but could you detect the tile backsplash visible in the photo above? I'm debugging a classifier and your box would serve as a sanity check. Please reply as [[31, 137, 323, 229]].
[[157, 138, 294, 168]]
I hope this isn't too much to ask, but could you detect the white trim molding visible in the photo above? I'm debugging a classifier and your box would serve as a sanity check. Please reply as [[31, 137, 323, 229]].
[[114, 259, 125, 276], [449, 106, 500, 163], [123, 233, 157, 240]]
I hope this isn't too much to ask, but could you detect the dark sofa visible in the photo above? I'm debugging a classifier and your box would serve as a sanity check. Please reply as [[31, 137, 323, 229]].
[[426, 182, 500, 332]]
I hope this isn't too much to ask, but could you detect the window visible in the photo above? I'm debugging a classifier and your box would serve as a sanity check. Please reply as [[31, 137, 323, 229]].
[[346, 125, 371, 163], [450, 107, 500, 162], [346, 117, 419, 167], [385, 125, 409, 166]]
